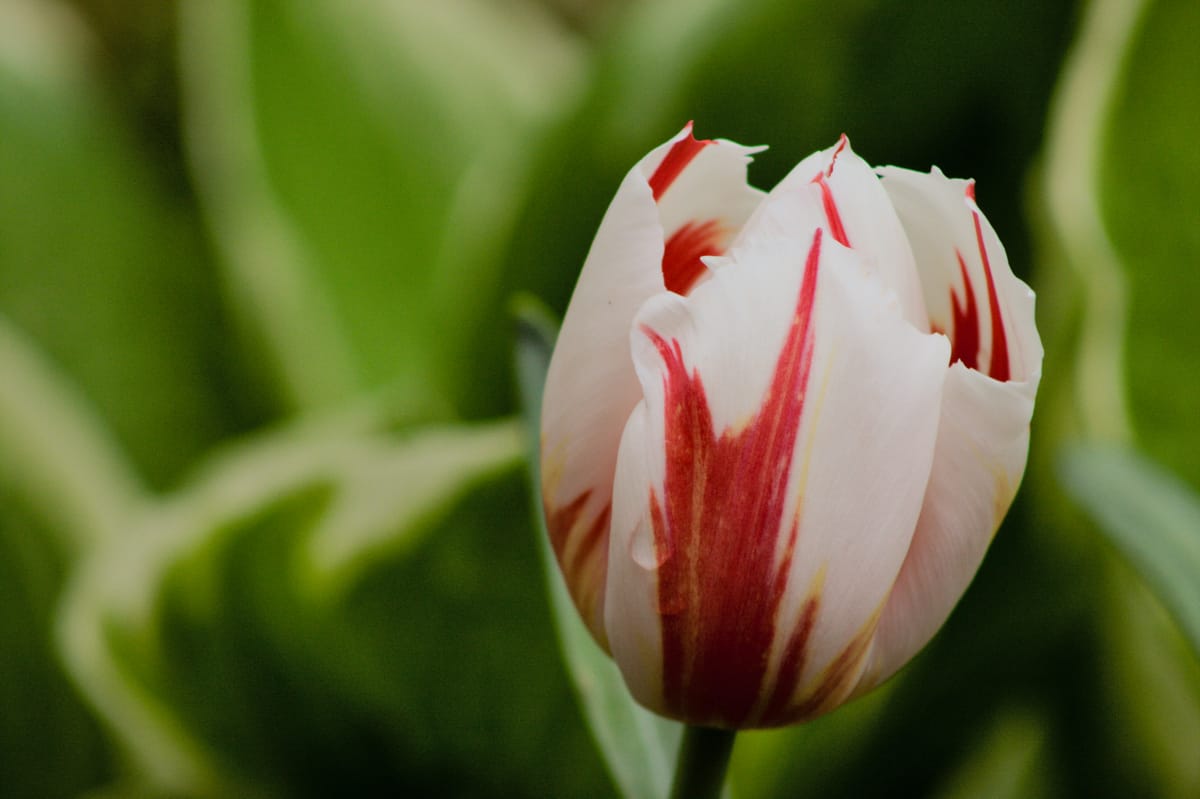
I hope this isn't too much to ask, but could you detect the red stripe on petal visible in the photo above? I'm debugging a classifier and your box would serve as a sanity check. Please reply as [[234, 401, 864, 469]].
[[662, 219, 726, 295], [566, 502, 611, 590], [946, 183, 1011, 382], [949, 253, 981, 371], [810, 136, 851, 246], [969, 191, 1011, 382], [649, 124, 714, 202], [813, 176, 851, 247], [545, 492, 610, 641], [644, 228, 824, 727], [826, 134, 849, 178], [758, 590, 819, 722], [545, 491, 588, 563], [785, 614, 877, 721]]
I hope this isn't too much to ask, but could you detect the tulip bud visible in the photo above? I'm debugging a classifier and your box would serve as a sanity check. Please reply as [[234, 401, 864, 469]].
[[540, 124, 1042, 729]]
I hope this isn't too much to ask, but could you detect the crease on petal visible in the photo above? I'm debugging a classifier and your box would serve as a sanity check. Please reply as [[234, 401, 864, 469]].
[[856, 360, 1038, 691]]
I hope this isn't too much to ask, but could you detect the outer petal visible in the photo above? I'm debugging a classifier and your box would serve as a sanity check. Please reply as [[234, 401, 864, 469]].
[[734, 136, 929, 330], [606, 226, 949, 728], [541, 126, 764, 646], [856, 168, 1044, 689]]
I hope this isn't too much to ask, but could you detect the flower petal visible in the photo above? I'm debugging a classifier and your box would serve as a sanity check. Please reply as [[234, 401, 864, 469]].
[[877, 166, 1041, 382], [736, 136, 929, 330], [856, 168, 1044, 689], [541, 125, 763, 646], [606, 227, 949, 727]]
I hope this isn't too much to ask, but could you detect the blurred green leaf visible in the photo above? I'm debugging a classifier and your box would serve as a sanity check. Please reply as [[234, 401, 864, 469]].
[[0, 0, 245, 487], [1100, 0, 1200, 485], [1059, 443, 1200, 658], [1041, 0, 1142, 445], [932, 709, 1055, 799], [0, 319, 130, 794], [512, 295, 680, 799], [60, 414, 606, 796], [1036, 4, 1200, 793], [730, 688, 889, 799], [0, 315, 142, 549], [179, 0, 585, 418], [0, 226, 149, 795], [0, 482, 114, 797], [1101, 566, 1200, 798]]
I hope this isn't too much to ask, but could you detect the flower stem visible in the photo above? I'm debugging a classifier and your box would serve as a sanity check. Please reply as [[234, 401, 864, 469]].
[[669, 725, 736, 799]]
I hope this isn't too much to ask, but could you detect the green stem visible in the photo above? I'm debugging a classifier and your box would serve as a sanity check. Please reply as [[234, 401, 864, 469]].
[[669, 725, 736, 799]]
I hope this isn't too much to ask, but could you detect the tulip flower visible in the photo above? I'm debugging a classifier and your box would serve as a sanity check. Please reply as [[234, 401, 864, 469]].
[[540, 124, 1042, 730]]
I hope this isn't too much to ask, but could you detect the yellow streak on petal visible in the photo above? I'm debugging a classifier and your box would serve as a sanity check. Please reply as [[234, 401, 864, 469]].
[[791, 602, 883, 723]]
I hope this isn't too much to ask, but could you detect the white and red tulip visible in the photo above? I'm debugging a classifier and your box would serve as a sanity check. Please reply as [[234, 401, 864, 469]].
[[539, 124, 1042, 729]]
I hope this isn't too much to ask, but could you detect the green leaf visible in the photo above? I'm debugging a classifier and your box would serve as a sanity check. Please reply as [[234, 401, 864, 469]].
[[1041, 0, 1200, 473], [0, 0, 242, 486], [1101, 566, 1200, 798], [0, 315, 142, 550], [932, 709, 1055, 799], [0, 481, 115, 798], [1099, 0, 1200, 485], [512, 295, 681, 799], [178, 0, 585, 417], [1059, 442, 1200, 658], [58, 414, 609, 796], [729, 689, 889, 799], [0, 114, 152, 789]]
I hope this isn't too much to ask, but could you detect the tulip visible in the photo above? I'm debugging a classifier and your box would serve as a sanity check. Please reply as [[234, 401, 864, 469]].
[[540, 124, 1042, 729]]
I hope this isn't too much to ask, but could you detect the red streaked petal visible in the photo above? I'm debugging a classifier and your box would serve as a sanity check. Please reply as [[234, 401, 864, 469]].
[[662, 219, 726, 295], [544, 491, 611, 644], [812, 174, 851, 247], [542, 128, 764, 647], [645, 229, 822, 726], [735, 136, 927, 329], [878, 166, 1038, 384], [941, 183, 1012, 380], [648, 125, 766, 297], [607, 226, 948, 728], [949, 252, 981, 370], [857, 166, 1042, 694], [970, 192, 1011, 382], [649, 122, 714, 201], [810, 136, 853, 247], [541, 136, 693, 647]]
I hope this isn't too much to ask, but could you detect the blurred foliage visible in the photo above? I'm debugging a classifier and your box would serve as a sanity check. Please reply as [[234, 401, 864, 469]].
[[1100, 0, 1200, 484], [0, 0, 1197, 796]]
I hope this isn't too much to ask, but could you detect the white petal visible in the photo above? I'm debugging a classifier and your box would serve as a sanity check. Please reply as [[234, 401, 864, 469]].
[[877, 166, 1041, 383], [541, 126, 762, 645], [858, 167, 1044, 688], [761, 241, 948, 723], [644, 127, 766, 296], [605, 226, 949, 726], [736, 136, 929, 330], [605, 401, 667, 708], [856, 362, 1037, 689]]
